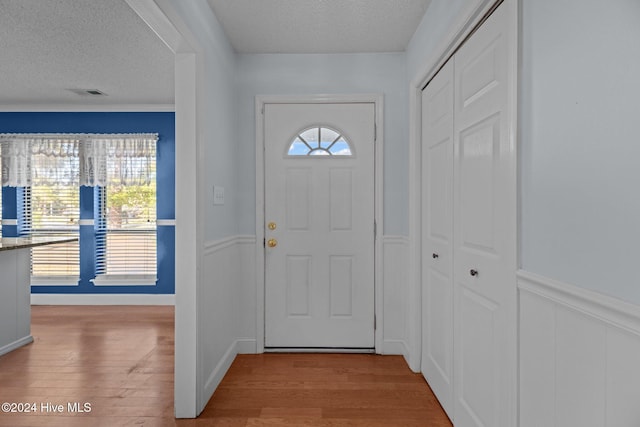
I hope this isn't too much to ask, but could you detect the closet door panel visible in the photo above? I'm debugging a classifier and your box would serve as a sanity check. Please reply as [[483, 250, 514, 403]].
[[453, 2, 516, 427], [421, 58, 454, 420]]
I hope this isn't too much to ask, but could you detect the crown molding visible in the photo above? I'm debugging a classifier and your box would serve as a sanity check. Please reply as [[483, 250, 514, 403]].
[[0, 104, 175, 112]]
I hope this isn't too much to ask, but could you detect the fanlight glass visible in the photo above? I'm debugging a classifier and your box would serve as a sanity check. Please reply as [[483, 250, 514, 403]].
[[287, 127, 353, 156]]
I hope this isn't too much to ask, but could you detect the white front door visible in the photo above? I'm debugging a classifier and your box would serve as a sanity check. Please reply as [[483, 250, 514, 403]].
[[264, 102, 376, 348], [453, 3, 516, 427]]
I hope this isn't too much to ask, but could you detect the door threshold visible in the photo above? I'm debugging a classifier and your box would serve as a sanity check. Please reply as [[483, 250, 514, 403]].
[[264, 347, 375, 354]]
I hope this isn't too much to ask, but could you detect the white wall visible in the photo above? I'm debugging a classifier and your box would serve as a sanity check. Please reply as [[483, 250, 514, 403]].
[[236, 53, 409, 236], [406, 0, 486, 83], [520, 0, 640, 304], [156, 0, 243, 417], [235, 53, 411, 362], [164, 0, 239, 242], [518, 1, 640, 424]]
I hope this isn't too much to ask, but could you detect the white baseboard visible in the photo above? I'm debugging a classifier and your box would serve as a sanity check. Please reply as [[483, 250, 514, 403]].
[[382, 339, 408, 356], [236, 338, 257, 354], [0, 335, 34, 356], [201, 339, 239, 413], [30, 294, 175, 305]]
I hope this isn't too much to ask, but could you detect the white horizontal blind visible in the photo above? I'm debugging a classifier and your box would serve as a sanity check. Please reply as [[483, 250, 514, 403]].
[[0, 144, 2, 236], [25, 148, 80, 280], [95, 149, 156, 281]]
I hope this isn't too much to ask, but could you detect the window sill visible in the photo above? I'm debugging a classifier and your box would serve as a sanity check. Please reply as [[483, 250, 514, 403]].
[[31, 276, 80, 286], [91, 275, 157, 286]]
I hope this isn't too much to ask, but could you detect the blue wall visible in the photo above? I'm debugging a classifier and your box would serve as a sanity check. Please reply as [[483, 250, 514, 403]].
[[0, 112, 175, 294]]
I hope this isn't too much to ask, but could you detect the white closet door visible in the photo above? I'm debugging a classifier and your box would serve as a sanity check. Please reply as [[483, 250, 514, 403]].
[[453, 3, 516, 427], [421, 58, 454, 420]]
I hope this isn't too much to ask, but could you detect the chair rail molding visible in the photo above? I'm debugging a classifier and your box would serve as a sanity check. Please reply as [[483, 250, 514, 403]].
[[518, 270, 640, 334]]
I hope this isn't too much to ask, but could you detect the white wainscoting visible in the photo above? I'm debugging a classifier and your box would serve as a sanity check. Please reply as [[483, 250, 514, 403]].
[[382, 236, 411, 360], [518, 270, 640, 427], [199, 233, 411, 409], [236, 235, 257, 354], [200, 235, 256, 410]]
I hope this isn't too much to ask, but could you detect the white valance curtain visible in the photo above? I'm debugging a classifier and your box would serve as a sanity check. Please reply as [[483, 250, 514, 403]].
[[0, 134, 158, 187]]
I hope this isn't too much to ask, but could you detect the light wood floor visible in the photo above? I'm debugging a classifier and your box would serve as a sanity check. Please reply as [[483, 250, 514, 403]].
[[0, 306, 451, 427]]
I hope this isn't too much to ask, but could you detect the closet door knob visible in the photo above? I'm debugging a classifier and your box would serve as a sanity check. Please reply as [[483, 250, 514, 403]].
[[470, 269, 478, 277], [432, 253, 439, 259]]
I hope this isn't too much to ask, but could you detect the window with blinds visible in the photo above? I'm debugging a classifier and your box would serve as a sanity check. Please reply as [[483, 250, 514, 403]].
[[0, 144, 2, 237], [94, 155, 157, 283], [23, 151, 80, 283]]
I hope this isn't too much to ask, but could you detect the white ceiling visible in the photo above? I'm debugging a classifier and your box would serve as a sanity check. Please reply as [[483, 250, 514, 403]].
[[208, 0, 432, 54], [0, 0, 432, 107], [0, 0, 175, 107]]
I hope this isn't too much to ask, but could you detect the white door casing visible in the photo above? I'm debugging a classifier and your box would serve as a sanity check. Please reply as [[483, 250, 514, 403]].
[[421, 58, 455, 419], [263, 102, 376, 349], [453, 3, 516, 427]]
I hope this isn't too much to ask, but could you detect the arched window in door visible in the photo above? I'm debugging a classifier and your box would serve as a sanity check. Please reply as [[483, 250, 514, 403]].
[[287, 126, 353, 156]]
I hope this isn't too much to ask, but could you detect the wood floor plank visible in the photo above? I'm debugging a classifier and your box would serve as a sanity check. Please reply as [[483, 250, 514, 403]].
[[0, 306, 451, 426]]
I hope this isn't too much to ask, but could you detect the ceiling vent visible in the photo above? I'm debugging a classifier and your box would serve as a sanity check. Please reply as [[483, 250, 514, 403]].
[[68, 88, 108, 97]]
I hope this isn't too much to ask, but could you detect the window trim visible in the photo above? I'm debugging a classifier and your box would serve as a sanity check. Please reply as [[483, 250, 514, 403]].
[[91, 275, 157, 286]]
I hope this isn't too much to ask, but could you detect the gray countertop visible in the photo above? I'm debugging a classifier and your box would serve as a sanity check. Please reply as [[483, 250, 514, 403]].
[[0, 236, 78, 252]]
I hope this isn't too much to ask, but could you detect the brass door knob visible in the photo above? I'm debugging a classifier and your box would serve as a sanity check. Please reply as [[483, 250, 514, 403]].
[[267, 238, 278, 248], [268, 222, 277, 230]]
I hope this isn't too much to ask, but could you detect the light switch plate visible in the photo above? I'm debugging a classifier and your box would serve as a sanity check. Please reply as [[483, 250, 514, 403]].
[[213, 186, 225, 205]]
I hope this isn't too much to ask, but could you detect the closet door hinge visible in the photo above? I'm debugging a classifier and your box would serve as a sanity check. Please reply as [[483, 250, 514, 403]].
[[374, 314, 377, 330]]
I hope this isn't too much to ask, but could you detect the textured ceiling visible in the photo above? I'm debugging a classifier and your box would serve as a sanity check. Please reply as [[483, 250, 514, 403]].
[[0, 0, 175, 107], [207, 0, 432, 54], [0, 0, 434, 107]]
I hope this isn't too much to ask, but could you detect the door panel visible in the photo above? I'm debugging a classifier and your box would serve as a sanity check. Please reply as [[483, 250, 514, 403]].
[[453, 3, 515, 427], [264, 103, 375, 348], [329, 256, 354, 317], [329, 169, 353, 231], [286, 168, 311, 230], [286, 255, 311, 316], [459, 288, 497, 426], [421, 58, 455, 419], [459, 116, 500, 255]]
